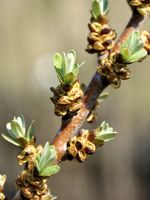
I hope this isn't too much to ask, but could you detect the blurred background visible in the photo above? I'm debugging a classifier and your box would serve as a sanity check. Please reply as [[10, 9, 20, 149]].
[[0, 0, 150, 199]]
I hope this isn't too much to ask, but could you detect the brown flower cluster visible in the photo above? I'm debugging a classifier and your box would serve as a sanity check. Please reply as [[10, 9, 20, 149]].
[[66, 130, 96, 162], [16, 170, 51, 200], [50, 81, 83, 117], [128, 0, 150, 15], [16, 145, 54, 200], [17, 145, 42, 169], [87, 18, 116, 55], [97, 54, 131, 88], [141, 30, 150, 53]]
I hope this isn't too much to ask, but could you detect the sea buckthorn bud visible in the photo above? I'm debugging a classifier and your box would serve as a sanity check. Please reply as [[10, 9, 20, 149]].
[[97, 53, 130, 88], [87, 20, 116, 54], [66, 130, 96, 162], [51, 82, 83, 117]]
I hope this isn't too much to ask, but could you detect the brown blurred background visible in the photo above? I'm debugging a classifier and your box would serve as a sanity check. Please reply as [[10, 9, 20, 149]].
[[0, 0, 150, 199]]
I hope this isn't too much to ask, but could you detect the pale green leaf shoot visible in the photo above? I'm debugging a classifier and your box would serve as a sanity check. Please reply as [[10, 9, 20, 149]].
[[2, 116, 35, 147], [53, 50, 84, 86], [35, 142, 60, 177], [91, 0, 109, 20], [95, 121, 117, 142], [120, 31, 147, 63]]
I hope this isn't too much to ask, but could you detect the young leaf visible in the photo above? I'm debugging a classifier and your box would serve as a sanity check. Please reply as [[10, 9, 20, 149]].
[[11, 121, 24, 138], [65, 51, 76, 73], [6, 123, 18, 140], [38, 143, 56, 171], [35, 142, 60, 177], [39, 165, 60, 177], [15, 116, 26, 134], [1, 133, 20, 146], [53, 53, 63, 69], [26, 120, 35, 141], [2, 116, 35, 148], [53, 50, 84, 86], [91, 0, 109, 20], [125, 48, 147, 63], [92, 0, 101, 19], [53, 53, 64, 84], [120, 31, 147, 63], [100, 0, 109, 15], [95, 121, 117, 142]]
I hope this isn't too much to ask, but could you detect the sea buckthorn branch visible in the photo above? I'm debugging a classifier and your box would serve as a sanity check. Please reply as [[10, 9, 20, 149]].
[[52, 72, 109, 161], [1, 1, 150, 200], [52, 0, 150, 162]]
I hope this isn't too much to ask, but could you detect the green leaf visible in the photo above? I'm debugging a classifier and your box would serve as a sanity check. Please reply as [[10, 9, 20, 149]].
[[95, 121, 117, 142], [100, 0, 109, 15], [125, 48, 147, 63], [26, 120, 35, 141], [53, 53, 63, 69], [39, 165, 60, 177], [2, 116, 35, 147], [38, 143, 55, 171], [99, 131, 117, 141], [53, 50, 84, 85], [120, 31, 147, 63], [35, 142, 60, 177], [15, 116, 26, 134], [91, 0, 109, 19], [122, 32, 144, 55], [6, 123, 17, 140], [65, 50, 76, 73], [11, 121, 24, 138], [92, 1, 101, 19], [1, 133, 20, 146]]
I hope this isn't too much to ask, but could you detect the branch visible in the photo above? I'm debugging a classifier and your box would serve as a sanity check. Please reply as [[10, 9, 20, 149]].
[[52, 11, 148, 162], [52, 73, 109, 161]]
